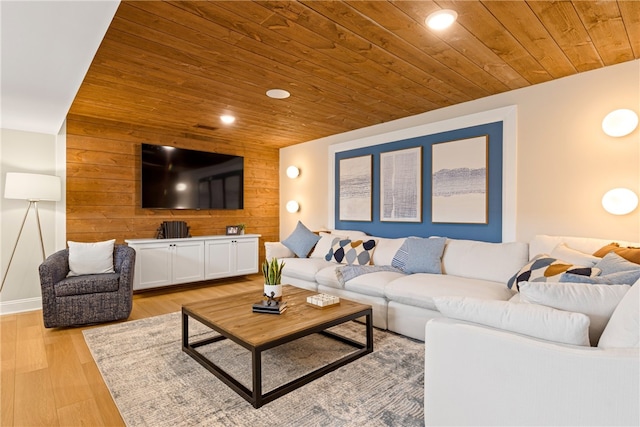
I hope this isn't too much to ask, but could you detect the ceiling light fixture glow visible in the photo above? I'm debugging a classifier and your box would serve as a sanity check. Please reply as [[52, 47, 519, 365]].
[[220, 115, 236, 124], [220, 114, 236, 125], [425, 9, 458, 30], [266, 89, 291, 99]]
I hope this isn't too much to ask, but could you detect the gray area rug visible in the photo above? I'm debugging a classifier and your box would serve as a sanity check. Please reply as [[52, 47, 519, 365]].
[[83, 312, 424, 426]]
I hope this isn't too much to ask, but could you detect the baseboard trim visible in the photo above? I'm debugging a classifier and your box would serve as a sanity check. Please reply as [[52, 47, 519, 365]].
[[0, 297, 42, 315]]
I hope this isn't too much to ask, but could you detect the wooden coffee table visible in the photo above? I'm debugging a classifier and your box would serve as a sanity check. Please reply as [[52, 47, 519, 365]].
[[182, 285, 373, 408]]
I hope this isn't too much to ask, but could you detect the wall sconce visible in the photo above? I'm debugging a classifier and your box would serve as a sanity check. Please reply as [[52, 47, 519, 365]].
[[602, 109, 638, 137], [602, 188, 638, 215], [286, 166, 300, 179], [286, 200, 300, 213]]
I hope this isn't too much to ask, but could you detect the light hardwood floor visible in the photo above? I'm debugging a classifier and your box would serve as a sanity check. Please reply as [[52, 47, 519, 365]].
[[1, 275, 264, 427]]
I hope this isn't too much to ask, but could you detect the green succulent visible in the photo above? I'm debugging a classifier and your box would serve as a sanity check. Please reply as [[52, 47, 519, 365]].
[[262, 257, 285, 285]]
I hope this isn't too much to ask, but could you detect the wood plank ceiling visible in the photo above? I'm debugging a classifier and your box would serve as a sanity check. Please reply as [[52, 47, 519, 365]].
[[69, 0, 640, 149]]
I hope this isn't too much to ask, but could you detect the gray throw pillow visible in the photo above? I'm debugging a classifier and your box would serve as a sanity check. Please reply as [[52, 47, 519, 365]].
[[281, 221, 320, 258], [561, 269, 640, 285], [403, 237, 447, 274], [595, 252, 640, 275]]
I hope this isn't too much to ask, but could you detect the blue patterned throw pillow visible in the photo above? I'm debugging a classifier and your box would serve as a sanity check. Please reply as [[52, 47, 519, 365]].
[[326, 239, 377, 265]]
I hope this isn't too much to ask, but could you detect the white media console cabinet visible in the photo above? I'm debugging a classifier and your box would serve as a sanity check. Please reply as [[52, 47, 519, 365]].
[[125, 234, 260, 291]]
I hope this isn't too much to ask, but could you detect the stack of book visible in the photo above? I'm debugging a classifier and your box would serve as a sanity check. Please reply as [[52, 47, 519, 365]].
[[252, 300, 288, 314]]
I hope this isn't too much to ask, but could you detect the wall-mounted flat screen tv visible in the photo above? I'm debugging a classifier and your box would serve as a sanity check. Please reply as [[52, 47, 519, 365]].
[[141, 143, 244, 210]]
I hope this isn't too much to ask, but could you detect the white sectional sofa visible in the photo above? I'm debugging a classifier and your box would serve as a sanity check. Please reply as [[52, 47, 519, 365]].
[[268, 230, 639, 425], [267, 229, 531, 340], [424, 235, 640, 426]]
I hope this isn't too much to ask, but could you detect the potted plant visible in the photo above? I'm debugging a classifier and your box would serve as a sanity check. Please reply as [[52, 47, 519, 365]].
[[237, 223, 246, 235], [262, 257, 285, 301]]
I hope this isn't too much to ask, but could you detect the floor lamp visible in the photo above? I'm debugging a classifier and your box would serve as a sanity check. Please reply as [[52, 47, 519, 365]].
[[1, 172, 61, 292]]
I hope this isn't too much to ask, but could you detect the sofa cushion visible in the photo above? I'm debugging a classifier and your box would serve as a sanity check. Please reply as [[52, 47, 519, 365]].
[[67, 239, 115, 277], [264, 242, 295, 260], [519, 281, 630, 346], [598, 280, 639, 348], [507, 255, 601, 290], [442, 239, 529, 284], [593, 243, 640, 264], [385, 274, 515, 311], [281, 257, 334, 282], [434, 297, 591, 346], [550, 243, 600, 267], [315, 265, 343, 289], [373, 237, 406, 266], [281, 221, 321, 258], [345, 270, 406, 298], [55, 273, 120, 297], [325, 239, 377, 265]]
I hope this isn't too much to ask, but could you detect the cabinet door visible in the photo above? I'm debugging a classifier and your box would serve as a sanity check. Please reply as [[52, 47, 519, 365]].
[[133, 243, 172, 290], [235, 238, 259, 275], [172, 241, 205, 284], [204, 240, 233, 279]]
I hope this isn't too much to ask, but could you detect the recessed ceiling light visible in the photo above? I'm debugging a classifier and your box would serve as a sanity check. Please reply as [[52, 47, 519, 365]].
[[220, 115, 235, 124], [425, 9, 458, 30], [266, 89, 291, 99]]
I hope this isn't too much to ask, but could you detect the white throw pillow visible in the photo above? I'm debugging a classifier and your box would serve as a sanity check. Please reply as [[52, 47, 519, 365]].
[[519, 281, 630, 346], [550, 243, 600, 267], [598, 281, 639, 348], [67, 239, 115, 276], [434, 296, 590, 346]]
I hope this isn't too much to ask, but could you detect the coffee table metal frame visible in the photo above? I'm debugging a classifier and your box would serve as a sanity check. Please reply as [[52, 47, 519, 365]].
[[182, 299, 373, 408]]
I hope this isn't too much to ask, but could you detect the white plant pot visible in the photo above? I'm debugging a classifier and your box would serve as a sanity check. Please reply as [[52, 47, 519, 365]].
[[264, 283, 283, 301]]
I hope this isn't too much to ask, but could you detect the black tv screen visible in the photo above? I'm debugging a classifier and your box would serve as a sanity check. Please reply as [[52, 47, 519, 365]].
[[141, 144, 244, 210]]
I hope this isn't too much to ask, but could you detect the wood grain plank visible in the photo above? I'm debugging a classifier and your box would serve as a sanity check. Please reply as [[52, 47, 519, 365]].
[[481, 0, 577, 79], [573, 0, 634, 66], [528, 0, 603, 72]]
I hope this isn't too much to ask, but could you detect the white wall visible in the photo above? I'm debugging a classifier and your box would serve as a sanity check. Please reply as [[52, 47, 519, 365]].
[[281, 60, 640, 243], [0, 128, 66, 313]]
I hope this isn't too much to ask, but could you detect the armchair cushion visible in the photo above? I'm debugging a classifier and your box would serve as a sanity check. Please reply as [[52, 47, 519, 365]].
[[55, 273, 120, 297], [67, 239, 115, 276]]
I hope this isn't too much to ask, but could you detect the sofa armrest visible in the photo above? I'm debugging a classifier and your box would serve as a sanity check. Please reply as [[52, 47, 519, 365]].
[[424, 318, 639, 426], [264, 242, 295, 260]]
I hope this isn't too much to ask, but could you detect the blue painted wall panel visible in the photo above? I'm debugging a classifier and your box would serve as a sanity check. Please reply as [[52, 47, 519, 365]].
[[334, 122, 503, 242]]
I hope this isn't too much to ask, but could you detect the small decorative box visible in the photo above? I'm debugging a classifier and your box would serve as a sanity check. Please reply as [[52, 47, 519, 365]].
[[306, 293, 340, 308]]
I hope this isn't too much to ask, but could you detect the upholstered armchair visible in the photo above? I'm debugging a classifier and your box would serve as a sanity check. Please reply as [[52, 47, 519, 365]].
[[39, 244, 136, 328]]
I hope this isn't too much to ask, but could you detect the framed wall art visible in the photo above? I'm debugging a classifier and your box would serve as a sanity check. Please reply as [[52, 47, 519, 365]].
[[432, 136, 488, 224], [380, 146, 422, 222], [339, 155, 372, 221]]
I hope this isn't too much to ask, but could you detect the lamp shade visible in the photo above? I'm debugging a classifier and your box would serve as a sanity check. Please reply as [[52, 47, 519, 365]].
[[4, 172, 61, 201]]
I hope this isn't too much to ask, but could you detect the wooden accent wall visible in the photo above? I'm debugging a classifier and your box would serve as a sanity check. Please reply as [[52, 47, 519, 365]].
[[66, 115, 279, 261]]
